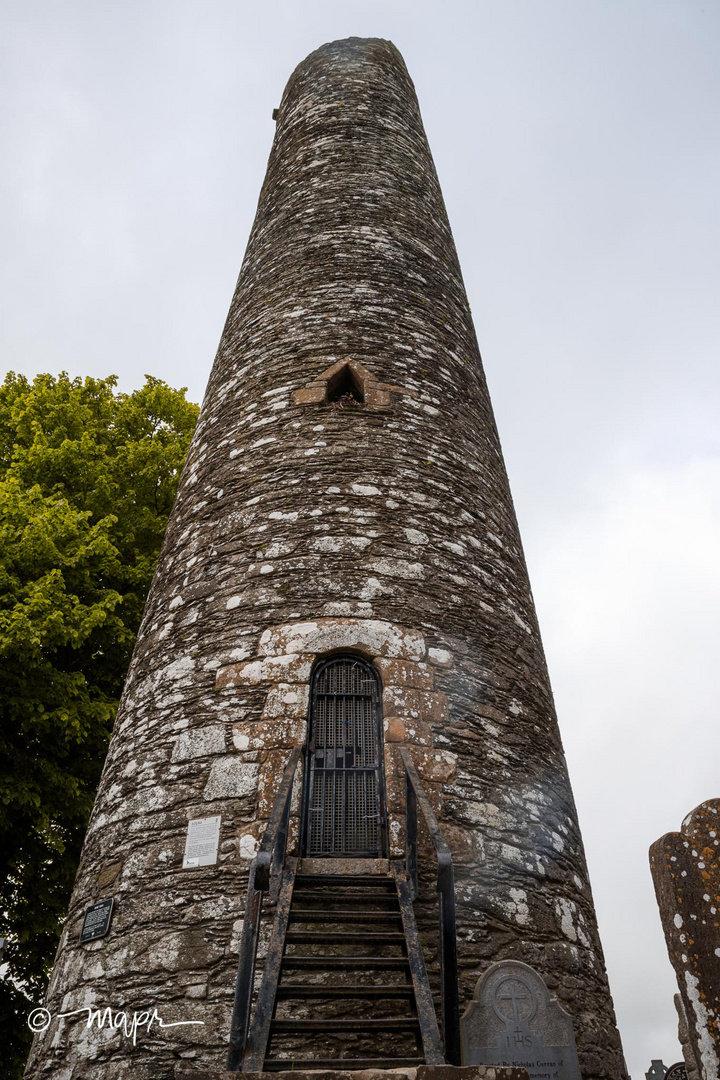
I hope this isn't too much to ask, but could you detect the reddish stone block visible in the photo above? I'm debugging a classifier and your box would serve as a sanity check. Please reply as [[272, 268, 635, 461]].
[[410, 746, 457, 784], [383, 686, 449, 726], [401, 718, 434, 747], [364, 387, 391, 407], [443, 823, 476, 864], [384, 743, 406, 779], [293, 385, 326, 405], [374, 656, 435, 691], [383, 717, 406, 742]]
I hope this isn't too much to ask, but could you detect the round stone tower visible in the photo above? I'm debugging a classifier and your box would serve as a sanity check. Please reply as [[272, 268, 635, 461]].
[[25, 37, 626, 1080]]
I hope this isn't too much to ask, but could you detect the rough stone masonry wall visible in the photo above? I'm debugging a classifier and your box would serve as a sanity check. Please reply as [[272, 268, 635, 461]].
[[26, 37, 625, 1080], [215, 616, 457, 861]]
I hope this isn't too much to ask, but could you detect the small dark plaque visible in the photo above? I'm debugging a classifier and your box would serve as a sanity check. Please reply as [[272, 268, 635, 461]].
[[80, 898, 114, 943], [665, 1065, 688, 1080]]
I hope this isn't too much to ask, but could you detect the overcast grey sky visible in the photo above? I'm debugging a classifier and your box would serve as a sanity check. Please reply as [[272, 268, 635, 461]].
[[3, 2, 719, 1076]]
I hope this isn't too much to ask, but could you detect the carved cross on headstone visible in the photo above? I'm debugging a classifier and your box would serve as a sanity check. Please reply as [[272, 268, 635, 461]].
[[499, 979, 531, 1025], [461, 960, 581, 1080]]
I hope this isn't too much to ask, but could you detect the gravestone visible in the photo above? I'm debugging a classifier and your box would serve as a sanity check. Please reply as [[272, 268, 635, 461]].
[[649, 798, 720, 1080], [461, 960, 581, 1080], [646, 1060, 667, 1080]]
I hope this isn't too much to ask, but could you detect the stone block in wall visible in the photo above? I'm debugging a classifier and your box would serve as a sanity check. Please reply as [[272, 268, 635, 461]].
[[257, 618, 426, 661], [403, 718, 434, 747], [139, 929, 219, 974], [96, 861, 123, 890], [427, 646, 454, 668], [237, 819, 265, 861], [384, 717, 406, 743], [385, 743, 406, 780], [293, 385, 326, 405], [385, 771, 406, 812], [383, 714, 433, 747], [364, 387, 392, 407], [215, 653, 314, 689], [236, 814, 302, 861], [204, 757, 260, 801], [443, 823, 477, 865], [388, 812, 404, 858], [385, 747, 445, 815], [421, 780, 444, 818], [172, 725, 227, 761], [374, 656, 435, 690], [233, 717, 306, 752], [383, 685, 449, 726], [287, 814, 300, 856], [261, 683, 309, 719], [411, 747, 457, 784], [257, 749, 294, 817]]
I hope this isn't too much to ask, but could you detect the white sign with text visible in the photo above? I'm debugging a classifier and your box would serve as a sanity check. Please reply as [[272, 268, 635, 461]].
[[183, 816, 221, 868]]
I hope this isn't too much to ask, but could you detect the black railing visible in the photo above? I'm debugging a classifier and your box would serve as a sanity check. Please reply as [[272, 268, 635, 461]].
[[227, 745, 302, 1071], [400, 746, 461, 1067]]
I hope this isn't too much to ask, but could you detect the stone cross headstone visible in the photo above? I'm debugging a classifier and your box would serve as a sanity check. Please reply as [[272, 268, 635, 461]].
[[649, 798, 720, 1080], [646, 1060, 667, 1080], [461, 959, 581, 1080]]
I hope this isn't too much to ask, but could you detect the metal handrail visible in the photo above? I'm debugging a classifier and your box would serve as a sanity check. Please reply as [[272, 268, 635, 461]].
[[400, 746, 461, 1067], [227, 745, 303, 1071]]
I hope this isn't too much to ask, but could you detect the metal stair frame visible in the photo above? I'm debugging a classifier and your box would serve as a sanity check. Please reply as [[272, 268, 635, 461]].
[[227, 742, 461, 1072]]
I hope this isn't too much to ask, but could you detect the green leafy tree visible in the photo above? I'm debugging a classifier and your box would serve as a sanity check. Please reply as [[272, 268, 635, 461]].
[[0, 372, 199, 1077]]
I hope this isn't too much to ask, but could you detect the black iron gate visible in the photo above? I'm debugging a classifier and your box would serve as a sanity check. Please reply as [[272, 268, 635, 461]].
[[303, 655, 386, 857]]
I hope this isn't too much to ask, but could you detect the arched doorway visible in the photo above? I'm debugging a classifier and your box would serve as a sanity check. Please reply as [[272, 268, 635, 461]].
[[302, 654, 386, 857]]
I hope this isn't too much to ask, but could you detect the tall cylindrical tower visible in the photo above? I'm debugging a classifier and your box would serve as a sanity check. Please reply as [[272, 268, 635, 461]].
[[26, 37, 625, 1080]]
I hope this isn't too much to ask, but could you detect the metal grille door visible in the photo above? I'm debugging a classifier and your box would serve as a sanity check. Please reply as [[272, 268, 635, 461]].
[[304, 656, 385, 857]]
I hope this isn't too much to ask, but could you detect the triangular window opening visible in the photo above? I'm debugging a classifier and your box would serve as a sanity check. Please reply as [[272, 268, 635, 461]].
[[326, 363, 364, 404]]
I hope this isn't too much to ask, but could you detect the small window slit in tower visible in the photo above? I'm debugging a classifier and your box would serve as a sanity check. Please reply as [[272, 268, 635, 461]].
[[326, 363, 364, 405]]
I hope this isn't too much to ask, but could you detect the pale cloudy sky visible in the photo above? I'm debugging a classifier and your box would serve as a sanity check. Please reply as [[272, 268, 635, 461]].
[[2, 2, 719, 1076]]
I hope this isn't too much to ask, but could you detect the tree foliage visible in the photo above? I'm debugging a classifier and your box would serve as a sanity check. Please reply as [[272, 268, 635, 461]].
[[0, 372, 199, 1075]]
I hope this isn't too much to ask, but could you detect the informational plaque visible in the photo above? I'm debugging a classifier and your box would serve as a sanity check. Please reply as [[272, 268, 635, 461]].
[[461, 959, 581, 1080], [80, 898, 114, 943], [183, 815, 221, 868]]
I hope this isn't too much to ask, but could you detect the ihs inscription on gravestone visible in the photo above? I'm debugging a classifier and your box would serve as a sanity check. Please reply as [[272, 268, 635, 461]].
[[80, 897, 114, 943], [183, 815, 221, 868], [461, 960, 581, 1080]]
